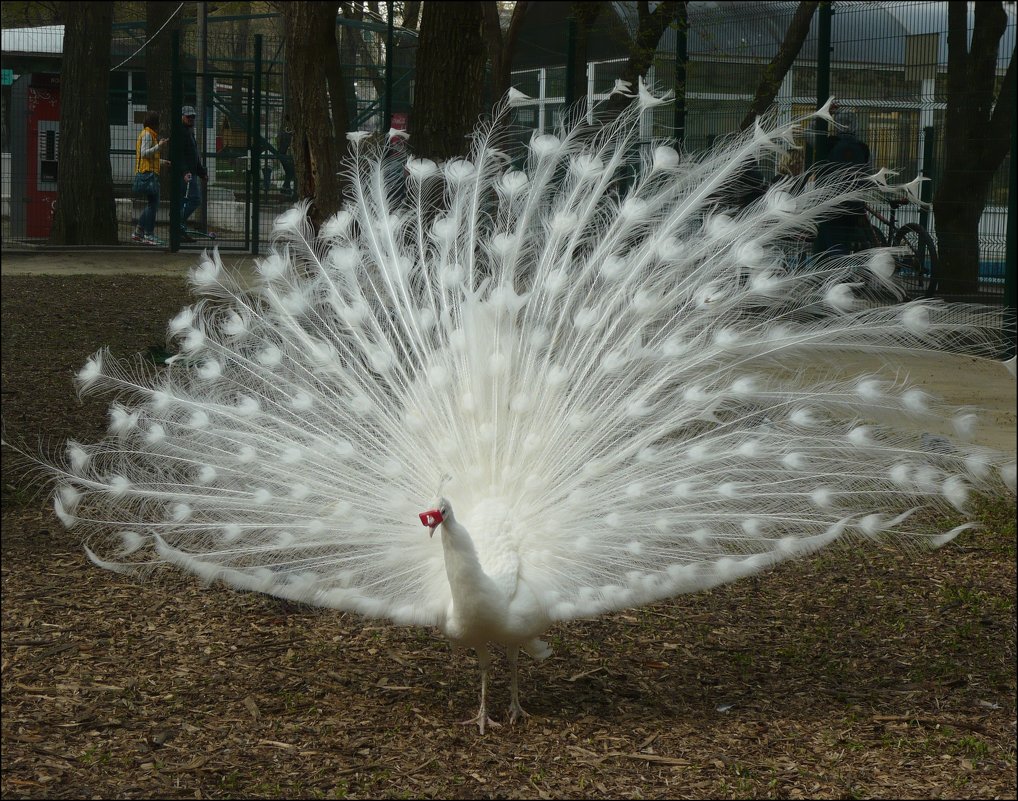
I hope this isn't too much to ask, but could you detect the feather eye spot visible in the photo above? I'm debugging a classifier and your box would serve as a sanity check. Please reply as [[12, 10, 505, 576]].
[[19, 94, 1014, 725], [258, 345, 282, 367], [530, 133, 561, 158], [652, 146, 679, 170], [811, 487, 834, 508], [196, 465, 217, 484], [171, 503, 192, 522]]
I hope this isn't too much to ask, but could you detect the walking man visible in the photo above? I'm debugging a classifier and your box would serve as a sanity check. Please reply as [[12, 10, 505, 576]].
[[180, 105, 208, 242]]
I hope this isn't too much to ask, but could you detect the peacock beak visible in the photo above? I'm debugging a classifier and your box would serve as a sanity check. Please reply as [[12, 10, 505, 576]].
[[418, 508, 444, 538]]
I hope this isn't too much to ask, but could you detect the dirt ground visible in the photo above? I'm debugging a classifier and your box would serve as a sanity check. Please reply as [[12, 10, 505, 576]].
[[1, 253, 1015, 799], [1, 249, 260, 278], [4, 249, 1015, 449]]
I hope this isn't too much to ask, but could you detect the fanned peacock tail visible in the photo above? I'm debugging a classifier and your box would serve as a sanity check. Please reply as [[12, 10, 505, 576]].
[[31, 83, 1015, 631]]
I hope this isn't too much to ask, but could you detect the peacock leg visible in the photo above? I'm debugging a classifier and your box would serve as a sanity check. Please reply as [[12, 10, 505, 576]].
[[507, 645, 530, 724], [460, 644, 501, 734]]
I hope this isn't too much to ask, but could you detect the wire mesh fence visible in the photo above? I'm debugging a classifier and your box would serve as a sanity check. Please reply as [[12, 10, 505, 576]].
[[1, 14, 413, 253], [508, 1, 1014, 306], [1, 1, 1013, 312]]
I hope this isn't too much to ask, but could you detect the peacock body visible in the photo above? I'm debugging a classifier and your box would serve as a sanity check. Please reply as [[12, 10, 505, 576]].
[[32, 84, 1016, 731]]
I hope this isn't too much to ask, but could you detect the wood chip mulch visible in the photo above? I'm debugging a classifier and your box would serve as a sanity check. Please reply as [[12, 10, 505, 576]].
[[2, 274, 1015, 799]]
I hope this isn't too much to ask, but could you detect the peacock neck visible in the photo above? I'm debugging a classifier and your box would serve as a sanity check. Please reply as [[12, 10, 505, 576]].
[[439, 513, 498, 604]]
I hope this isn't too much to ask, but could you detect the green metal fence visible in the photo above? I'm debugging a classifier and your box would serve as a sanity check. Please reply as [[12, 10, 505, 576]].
[[508, 1, 1014, 307], [1, 2, 1012, 317], [0, 12, 414, 253]]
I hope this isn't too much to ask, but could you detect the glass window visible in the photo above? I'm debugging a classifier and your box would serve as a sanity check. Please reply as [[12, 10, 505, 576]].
[[865, 108, 919, 177], [545, 66, 566, 99], [684, 97, 752, 150], [791, 65, 813, 98], [131, 71, 147, 108], [108, 71, 129, 126], [511, 70, 540, 98], [1, 84, 10, 154], [687, 59, 766, 95], [988, 154, 1010, 207], [832, 67, 909, 101], [591, 60, 627, 95], [546, 103, 564, 131], [514, 106, 537, 128]]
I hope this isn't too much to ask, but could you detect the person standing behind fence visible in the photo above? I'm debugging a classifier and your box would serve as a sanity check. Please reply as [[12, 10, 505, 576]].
[[131, 112, 169, 246], [278, 116, 296, 201], [814, 109, 872, 256], [179, 105, 208, 242]]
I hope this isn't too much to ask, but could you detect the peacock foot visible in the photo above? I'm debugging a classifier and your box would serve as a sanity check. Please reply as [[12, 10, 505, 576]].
[[460, 712, 502, 734], [508, 700, 530, 725]]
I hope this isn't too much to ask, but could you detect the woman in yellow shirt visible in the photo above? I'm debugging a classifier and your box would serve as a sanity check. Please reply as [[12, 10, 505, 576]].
[[132, 112, 169, 245]]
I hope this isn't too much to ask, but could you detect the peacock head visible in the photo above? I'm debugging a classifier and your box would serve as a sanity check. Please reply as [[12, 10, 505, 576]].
[[418, 497, 452, 538]]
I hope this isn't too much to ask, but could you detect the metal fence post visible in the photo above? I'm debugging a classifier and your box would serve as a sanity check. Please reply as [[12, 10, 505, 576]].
[[919, 125, 935, 234], [170, 31, 182, 252], [674, 5, 687, 146], [251, 34, 262, 256], [1005, 101, 1017, 358], [385, 1, 394, 128], [197, 2, 208, 233], [814, 1, 833, 165]]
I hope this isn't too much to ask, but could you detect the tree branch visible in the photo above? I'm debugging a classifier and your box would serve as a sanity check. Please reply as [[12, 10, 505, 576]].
[[481, 2, 505, 91], [567, 1, 605, 104], [402, 1, 421, 31], [483, 1, 531, 103], [503, 1, 530, 79], [739, 1, 818, 130], [941, 1, 969, 162]]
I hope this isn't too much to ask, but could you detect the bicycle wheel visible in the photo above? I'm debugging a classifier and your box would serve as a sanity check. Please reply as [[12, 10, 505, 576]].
[[867, 223, 888, 249], [892, 223, 939, 295]]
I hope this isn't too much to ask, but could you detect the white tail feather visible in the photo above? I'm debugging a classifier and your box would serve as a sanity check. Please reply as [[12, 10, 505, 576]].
[[25, 84, 1015, 727]]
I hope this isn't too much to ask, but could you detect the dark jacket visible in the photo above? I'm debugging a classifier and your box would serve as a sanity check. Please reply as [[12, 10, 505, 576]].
[[814, 131, 872, 253], [181, 127, 208, 179], [827, 131, 870, 169], [818, 131, 871, 220], [278, 128, 292, 157]]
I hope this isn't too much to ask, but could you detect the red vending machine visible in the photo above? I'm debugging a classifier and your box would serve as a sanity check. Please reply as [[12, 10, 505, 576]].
[[10, 72, 61, 239]]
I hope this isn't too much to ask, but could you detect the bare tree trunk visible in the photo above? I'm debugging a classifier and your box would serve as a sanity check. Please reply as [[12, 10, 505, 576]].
[[412, 1, 486, 160], [605, 0, 683, 115], [402, 0, 421, 31], [932, 1, 1015, 295], [50, 1, 118, 245], [566, 2, 606, 106], [282, 2, 346, 228], [323, 12, 351, 155], [341, 2, 387, 99], [481, 1, 530, 102], [739, 1, 818, 130]]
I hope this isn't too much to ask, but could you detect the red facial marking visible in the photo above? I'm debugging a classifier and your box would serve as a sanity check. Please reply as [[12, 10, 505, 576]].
[[419, 509, 444, 527]]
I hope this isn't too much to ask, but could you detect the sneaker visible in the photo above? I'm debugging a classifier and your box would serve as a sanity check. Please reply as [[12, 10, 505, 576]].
[[143, 235, 164, 246], [131, 230, 145, 242]]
